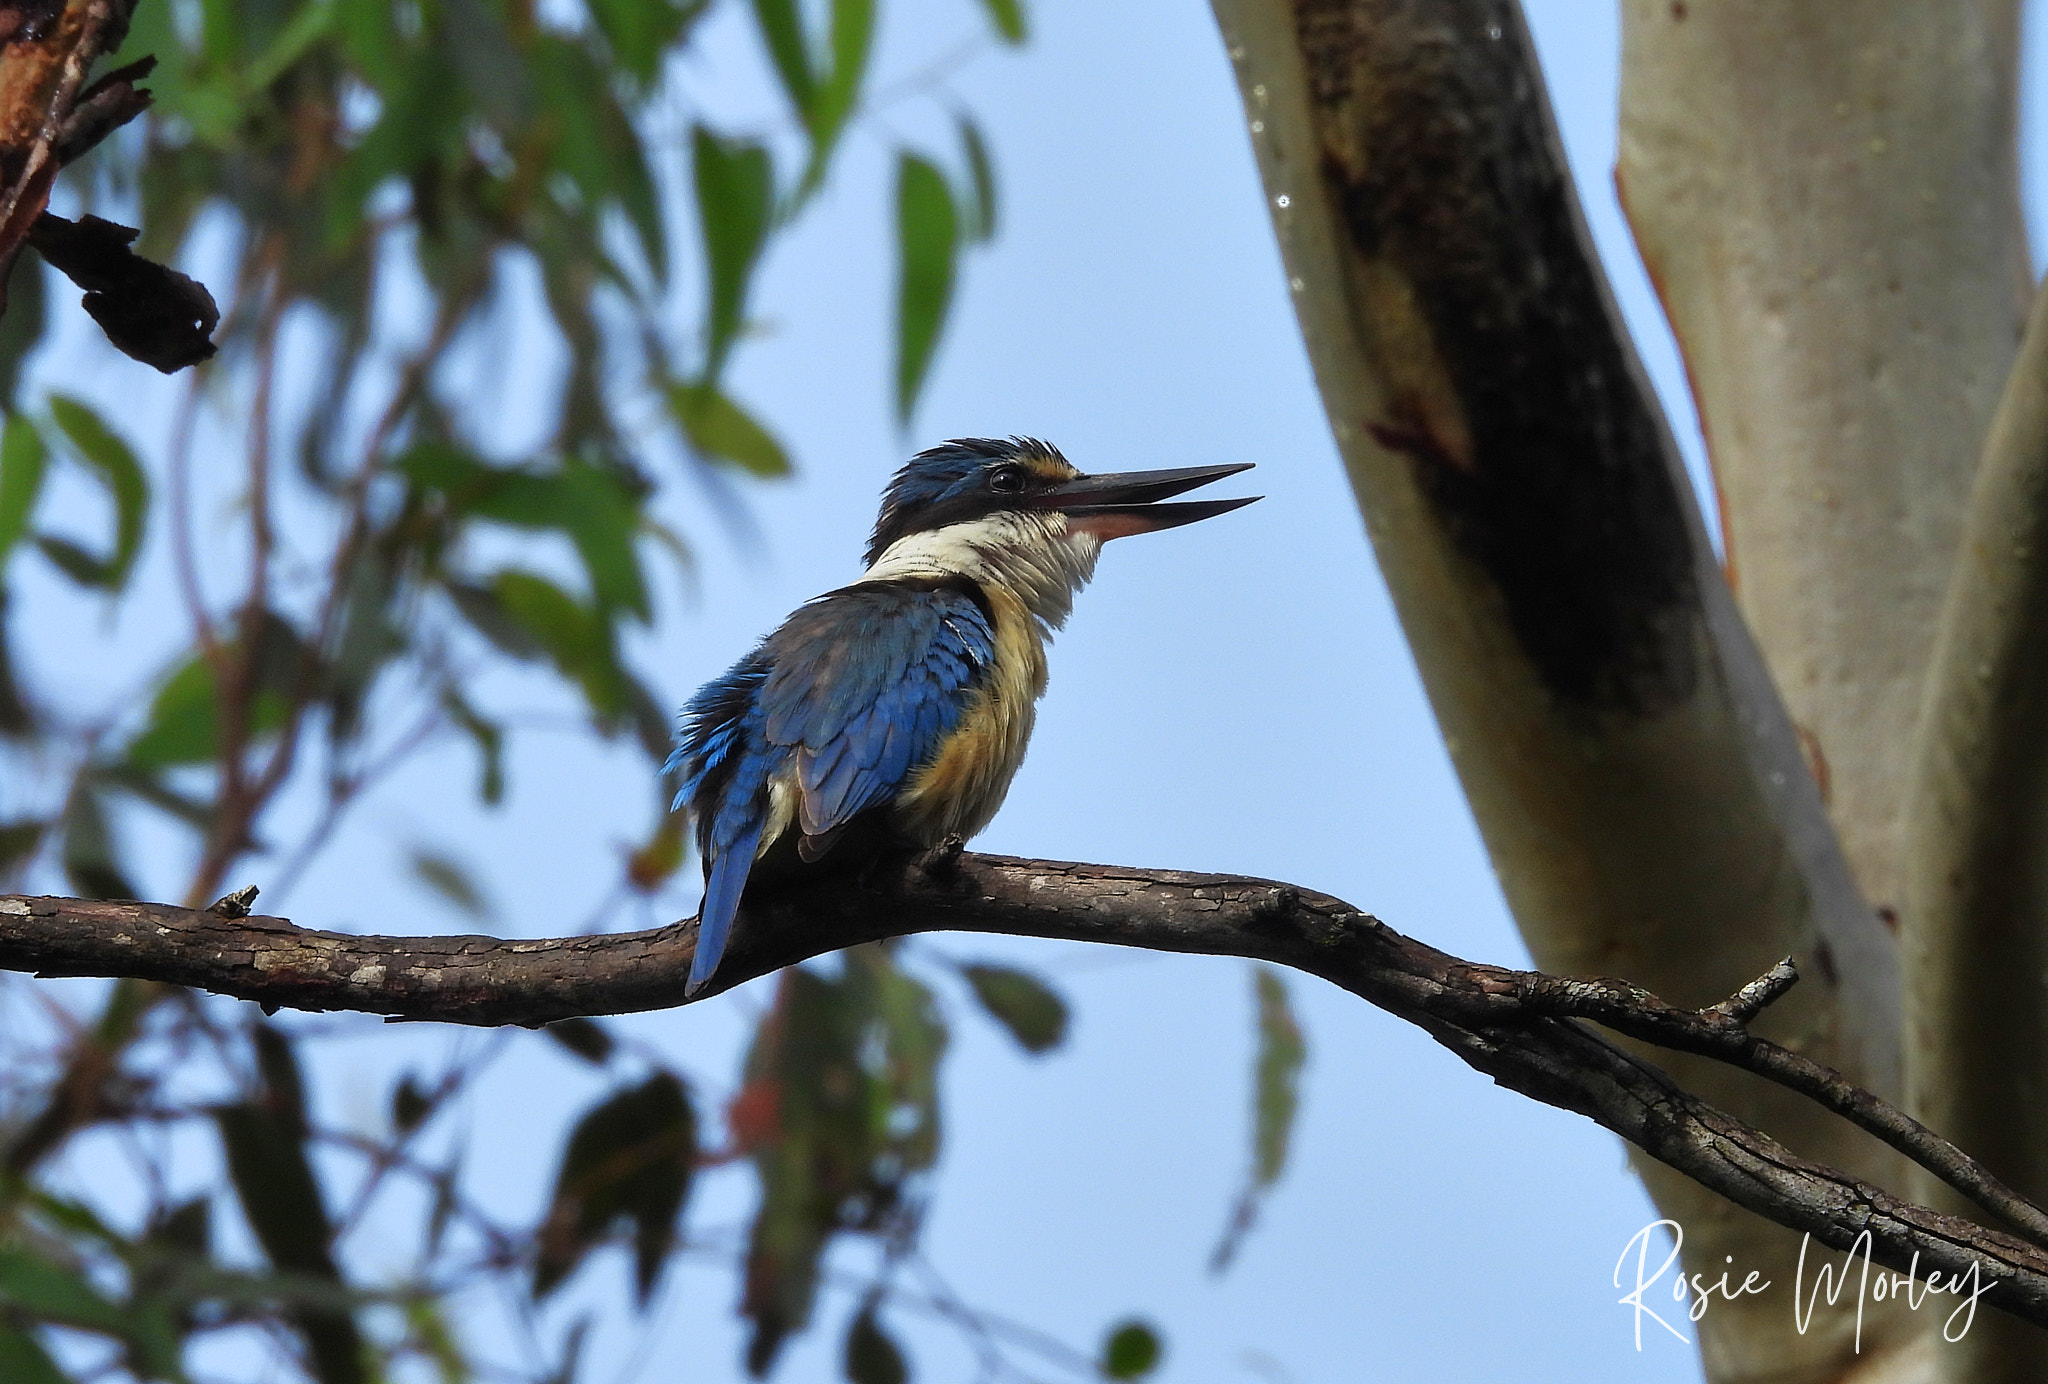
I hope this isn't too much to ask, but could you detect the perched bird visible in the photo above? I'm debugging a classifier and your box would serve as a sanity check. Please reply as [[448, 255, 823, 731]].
[[669, 437, 1257, 995]]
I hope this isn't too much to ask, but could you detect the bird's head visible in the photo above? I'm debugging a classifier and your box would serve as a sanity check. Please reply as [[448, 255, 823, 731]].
[[863, 437, 1257, 569]]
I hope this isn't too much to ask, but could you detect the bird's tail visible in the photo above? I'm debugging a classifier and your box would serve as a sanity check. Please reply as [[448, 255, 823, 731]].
[[686, 818, 767, 997]]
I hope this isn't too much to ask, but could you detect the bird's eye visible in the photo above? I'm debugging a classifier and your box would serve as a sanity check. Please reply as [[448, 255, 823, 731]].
[[988, 464, 1028, 495]]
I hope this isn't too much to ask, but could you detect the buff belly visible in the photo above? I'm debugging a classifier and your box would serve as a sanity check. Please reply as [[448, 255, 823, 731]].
[[894, 588, 1047, 845]]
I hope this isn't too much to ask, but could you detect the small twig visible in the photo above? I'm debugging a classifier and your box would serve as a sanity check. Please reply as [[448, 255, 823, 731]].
[[1705, 956, 1800, 1024]]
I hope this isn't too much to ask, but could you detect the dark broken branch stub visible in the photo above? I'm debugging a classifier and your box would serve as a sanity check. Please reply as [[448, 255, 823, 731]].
[[0, 0, 217, 369], [28, 212, 217, 370]]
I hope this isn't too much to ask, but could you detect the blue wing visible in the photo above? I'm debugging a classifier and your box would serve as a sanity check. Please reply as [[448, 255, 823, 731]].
[[670, 579, 994, 994]]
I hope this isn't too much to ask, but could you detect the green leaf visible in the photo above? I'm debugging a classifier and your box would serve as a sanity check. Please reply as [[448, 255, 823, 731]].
[[957, 113, 998, 243], [738, 954, 948, 1374], [217, 1025, 366, 1384], [409, 847, 491, 922], [0, 255, 47, 407], [442, 686, 506, 805], [127, 636, 298, 770], [961, 963, 1067, 1054], [533, 1072, 698, 1306], [60, 787, 135, 900], [0, 413, 46, 565], [748, 0, 818, 119], [43, 395, 149, 590], [844, 1305, 908, 1384], [0, 1323, 67, 1384], [543, 1017, 615, 1065], [976, 0, 1026, 43], [446, 580, 543, 659], [806, 0, 875, 191], [0, 818, 42, 874], [1210, 964, 1307, 1273], [692, 127, 774, 378], [587, 0, 708, 89], [0, 1245, 133, 1335], [1251, 965, 1305, 1187], [670, 382, 792, 477], [1101, 1320, 1162, 1380], [894, 153, 959, 423], [490, 570, 627, 722]]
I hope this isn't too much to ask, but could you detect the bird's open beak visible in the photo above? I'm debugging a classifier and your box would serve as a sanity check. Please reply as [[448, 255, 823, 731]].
[[1032, 462, 1260, 540]]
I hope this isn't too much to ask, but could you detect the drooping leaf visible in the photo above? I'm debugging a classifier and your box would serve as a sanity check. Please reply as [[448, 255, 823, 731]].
[[490, 570, 628, 723], [217, 1021, 365, 1384], [0, 1322, 67, 1384], [737, 952, 947, 1375], [544, 1018, 616, 1066], [843, 1304, 908, 1384], [894, 153, 959, 423], [748, 0, 817, 123], [126, 617, 305, 769], [692, 128, 774, 378], [1101, 1320, 1163, 1380], [670, 381, 792, 477], [403, 447, 651, 619], [976, 0, 1027, 43], [961, 963, 1068, 1055], [1251, 966, 1305, 1186], [0, 818, 43, 874], [808, 0, 876, 191], [59, 787, 135, 900], [41, 395, 149, 590], [409, 847, 492, 922], [533, 1072, 698, 1305], [442, 686, 506, 805], [587, 0, 709, 88], [0, 255, 47, 406], [1210, 964, 1307, 1273], [957, 113, 998, 243], [0, 413, 46, 564], [0, 1246, 181, 1378]]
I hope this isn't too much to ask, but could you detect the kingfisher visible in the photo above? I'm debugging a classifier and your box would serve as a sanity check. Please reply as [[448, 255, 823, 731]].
[[669, 437, 1257, 995]]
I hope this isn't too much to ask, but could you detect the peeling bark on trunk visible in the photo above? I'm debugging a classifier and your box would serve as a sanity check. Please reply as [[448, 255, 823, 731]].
[[1206, 1, 1905, 1379]]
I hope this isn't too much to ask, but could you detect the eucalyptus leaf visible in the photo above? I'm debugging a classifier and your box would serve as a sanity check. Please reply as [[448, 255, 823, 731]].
[[894, 153, 959, 423]]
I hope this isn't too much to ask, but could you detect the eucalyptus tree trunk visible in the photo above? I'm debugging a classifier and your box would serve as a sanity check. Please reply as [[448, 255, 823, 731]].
[[1206, 0, 1951, 1380], [1619, 5, 2032, 1382]]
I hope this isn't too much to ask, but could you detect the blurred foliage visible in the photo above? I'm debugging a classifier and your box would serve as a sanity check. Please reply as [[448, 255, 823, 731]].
[[1209, 965, 1306, 1273], [0, 0, 1302, 1377]]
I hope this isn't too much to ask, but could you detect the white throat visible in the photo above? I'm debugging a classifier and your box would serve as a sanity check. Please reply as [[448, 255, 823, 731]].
[[861, 511, 1103, 629]]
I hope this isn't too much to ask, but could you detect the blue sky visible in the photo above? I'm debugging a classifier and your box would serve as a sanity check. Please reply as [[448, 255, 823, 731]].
[[16, 1, 2048, 1381]]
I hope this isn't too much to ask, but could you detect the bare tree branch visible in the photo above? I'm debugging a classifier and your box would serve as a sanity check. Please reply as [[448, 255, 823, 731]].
[[5, 859, 2048, 1335]]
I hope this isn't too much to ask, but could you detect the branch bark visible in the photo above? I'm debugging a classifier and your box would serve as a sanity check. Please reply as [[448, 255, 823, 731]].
[[4, 861, 2048, 1338], [1201, 2, 1901, 1375]]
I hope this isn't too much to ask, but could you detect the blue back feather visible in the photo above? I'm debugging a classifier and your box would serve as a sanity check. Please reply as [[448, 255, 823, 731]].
[[670, 580, 996, 992]]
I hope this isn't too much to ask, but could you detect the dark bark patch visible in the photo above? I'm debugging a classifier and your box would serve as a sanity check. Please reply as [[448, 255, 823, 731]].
[[1301, 0, 1701, 715]]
